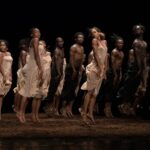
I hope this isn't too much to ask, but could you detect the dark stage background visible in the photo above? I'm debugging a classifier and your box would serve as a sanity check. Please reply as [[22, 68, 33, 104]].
[[0, 1, 149, 114]]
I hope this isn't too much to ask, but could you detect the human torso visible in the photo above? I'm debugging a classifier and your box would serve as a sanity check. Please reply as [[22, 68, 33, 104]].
[[111, 48, 124, 70]]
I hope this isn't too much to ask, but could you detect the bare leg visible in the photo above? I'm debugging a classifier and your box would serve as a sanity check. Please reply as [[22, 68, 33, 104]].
[[32, 99, 37, 122], [22, 99, 28, 122], [80, 92, 91, 124], [0, 96, 3, 120], [88, 95, 96, 124], [35, 99, 41, 122], [66, 101, 74, 118], [54, 95, 60, 116], [18, 96, 27, 123], [104, 102, 113, 118], [13, 92, 22, 113], [60, 101, 67, 117]]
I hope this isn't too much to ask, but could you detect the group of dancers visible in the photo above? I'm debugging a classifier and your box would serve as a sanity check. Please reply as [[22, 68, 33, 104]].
[[0, 25, 149, 125]]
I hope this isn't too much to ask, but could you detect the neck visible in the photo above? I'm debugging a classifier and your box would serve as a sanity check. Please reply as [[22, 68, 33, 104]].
[[57, 47, 63, 50], [136, 35, 143, 40], [76, 43, 82, 46]]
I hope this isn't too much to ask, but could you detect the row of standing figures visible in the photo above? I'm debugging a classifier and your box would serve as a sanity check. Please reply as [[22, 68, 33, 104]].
[[0, 25, 149, 126]]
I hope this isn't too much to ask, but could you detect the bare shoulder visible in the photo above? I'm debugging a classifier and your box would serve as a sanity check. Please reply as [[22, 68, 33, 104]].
[[111, 49, 118, 55], [21, 50, 27, 55], [102, 40, 107, 45], [71, 44, 77, 48], [92, 38, 98, 43], [133, 39, 139, 46], [6, 52, 11, 56], [70, 44, 77, 51], [47, 51, 51, 55], [54, 48, 59, 53], [129, 49, 134, 54]]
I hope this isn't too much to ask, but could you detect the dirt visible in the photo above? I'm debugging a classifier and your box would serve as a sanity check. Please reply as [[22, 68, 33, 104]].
[[0, 113, 150, 138]]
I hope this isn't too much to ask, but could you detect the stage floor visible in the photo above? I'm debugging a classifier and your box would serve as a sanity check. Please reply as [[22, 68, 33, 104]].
[[0, 113, 150, 138]]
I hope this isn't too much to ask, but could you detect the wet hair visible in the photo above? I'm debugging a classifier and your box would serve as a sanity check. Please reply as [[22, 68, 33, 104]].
[[30, 27, 40, 34], [89, 26, 101, 32], [0, 39, 9, 47], [132, 24, 145, 32], [88, 26, 101, 37], [74, 32, 84, 39], [19, 38, 30, 49], [110, 34, 123, 44], [56, 37, 64, 43]]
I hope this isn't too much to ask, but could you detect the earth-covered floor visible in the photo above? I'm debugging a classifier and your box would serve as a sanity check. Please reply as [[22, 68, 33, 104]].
[[0, 113, 150, 138]]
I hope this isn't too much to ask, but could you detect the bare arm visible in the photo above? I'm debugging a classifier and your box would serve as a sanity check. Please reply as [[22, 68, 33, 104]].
[[132, 40, 142, 72], [92, 38, 102, 75], [70, 46, 77, 72], [111, 50, 118, 75], [105, 53, 109, 72], [0, 52, 4, 76], [128, 49, 135, 64], [20, 50, 27, 67], [54, 49, 62, 76], [143, 42, 147, 70], [32, 38, 42, 70]]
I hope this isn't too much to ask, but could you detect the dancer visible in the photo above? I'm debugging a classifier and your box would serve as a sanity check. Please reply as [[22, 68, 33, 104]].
[[0, 40, 13, 120], [80, 27, 107, 124]]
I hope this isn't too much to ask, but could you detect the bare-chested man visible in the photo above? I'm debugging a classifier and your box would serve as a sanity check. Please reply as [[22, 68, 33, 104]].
[[44, 37, 65, 116], [104, 35, 124, 117], [131, 25, 149, 114], [117, 25, 148, 116], [132, 25, 147, 93], [60, 32, 84, 117]]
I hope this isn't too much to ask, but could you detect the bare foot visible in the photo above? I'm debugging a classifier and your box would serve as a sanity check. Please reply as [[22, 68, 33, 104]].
[[87, 114, 96, 125], [104, 108, 114, 118], [31, 116, 37, 123], [12, 105, 17, 113], [22, 115, 26, 123], [36, 116, 40, 122], [66, 106, 73, 118], [18, 115, 25, 123], [53, 110, 60, 116], [60, 107, 67, 117], [16, 112, 24, 123], [79, 108, 90, 126], [66, 111, 74, 118]]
